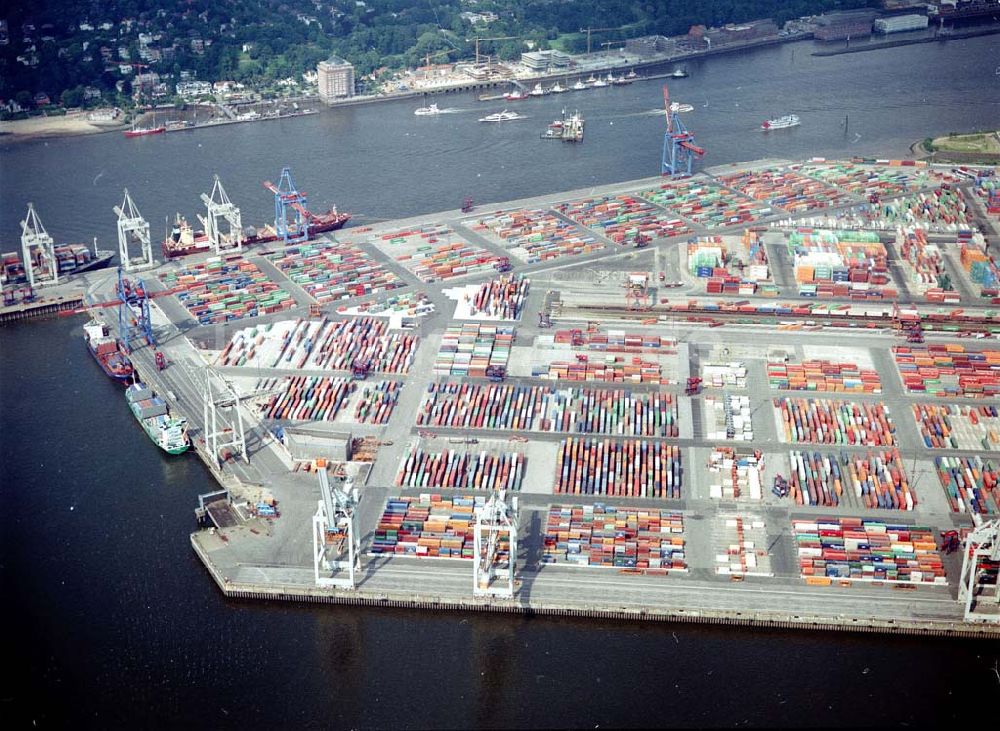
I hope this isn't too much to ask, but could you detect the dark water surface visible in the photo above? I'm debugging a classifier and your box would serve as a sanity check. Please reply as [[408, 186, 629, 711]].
[[3, 36, 1000, 728]]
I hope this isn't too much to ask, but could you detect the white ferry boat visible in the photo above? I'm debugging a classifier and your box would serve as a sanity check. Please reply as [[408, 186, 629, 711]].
[[761, 114, 800, 131], [479, 110, 525, 122]]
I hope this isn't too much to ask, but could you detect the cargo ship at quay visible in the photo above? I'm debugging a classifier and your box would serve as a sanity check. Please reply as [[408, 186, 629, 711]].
[[65, 155, 1000, 638]]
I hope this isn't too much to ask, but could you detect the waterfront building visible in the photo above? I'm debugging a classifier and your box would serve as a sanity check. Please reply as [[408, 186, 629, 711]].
[[318, 54, 355, 103]]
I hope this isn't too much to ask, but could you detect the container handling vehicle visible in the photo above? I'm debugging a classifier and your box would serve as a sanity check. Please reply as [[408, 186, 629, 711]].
[[772, 474, 789, 498], [351, 359, 371, 380], [486, 365, 507, 383], [685, 377, 702, 396]]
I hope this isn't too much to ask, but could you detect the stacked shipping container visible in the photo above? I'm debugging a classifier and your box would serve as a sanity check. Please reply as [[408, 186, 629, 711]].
[[554, 438, 681, 498], [268, 241, 403, 303], [542, 504, 686, 570], [417, 382, 679, 436], [395, 448, 524, 491], [793, 517, 945, 585], [435, 323, 514, 377], [775, 397, 896, 445], [894, 344, 1000, 398], [786, 449, 916, 510], [766, 359, 882, 393]]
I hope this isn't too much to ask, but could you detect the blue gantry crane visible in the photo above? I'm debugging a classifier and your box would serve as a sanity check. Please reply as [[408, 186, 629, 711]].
[[116, 267, 156, 353], [263, 167, 309, 244], [661, 84, 705, 177]]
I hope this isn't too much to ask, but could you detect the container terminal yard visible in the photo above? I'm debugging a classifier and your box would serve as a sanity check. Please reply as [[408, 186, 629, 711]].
[[12, 153, 1000, 638]]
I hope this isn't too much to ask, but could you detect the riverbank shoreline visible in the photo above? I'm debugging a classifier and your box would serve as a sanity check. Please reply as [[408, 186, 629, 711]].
[[1, 32, 808, 146], [0, 110, 128, 144]]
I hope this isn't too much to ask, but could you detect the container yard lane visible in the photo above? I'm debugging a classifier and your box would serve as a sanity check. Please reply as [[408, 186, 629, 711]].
[[70, 157, 1000, 637]]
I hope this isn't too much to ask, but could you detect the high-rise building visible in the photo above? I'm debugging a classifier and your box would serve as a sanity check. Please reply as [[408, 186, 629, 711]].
[[317, 55, 355, 103]]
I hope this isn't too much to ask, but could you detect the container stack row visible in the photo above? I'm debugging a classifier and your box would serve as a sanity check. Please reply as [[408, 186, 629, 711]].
[[354, 381, 400, 425], [217, 318, 418, 373], [855, 186, 972, 231], [542, 504, 686, 570], [766, 359, 882, 393], [378, 223, 497, 282], [793, 518, 945, 585], [913, 403, 1000, 451], [707, 447, 764, 500], [396, 448, 524, 491], [532, 355, 662, 384], [704, 394, 754, 441], [794, 162, 954, 199], [714, 516, 772, 576], [547, 329, 675, 352], [434, 323, 514, 377], [268, 241, 403, 303], [718, 167, 853, 213], [370, 495, 483, 559], [640, 178, 770, 227], [787, 449, 915, 510], [554, 438, 681, 498], [260, 376, 354, 421], [702, 362, 748, 388], [775, 397, 896, 446], [933, 455, 999, 516], [895, 228, 954, 299], [473, 208, 603, 263], [958, 230, 1000, 297], [466, 274, 529, 320], [894, 344, 1000, 398], [554, 193, 690, 244], [416, 382, 679, 437], [161, 259, 293, 324]]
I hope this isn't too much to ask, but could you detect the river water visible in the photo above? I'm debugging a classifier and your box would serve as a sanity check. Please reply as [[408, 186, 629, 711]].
[[3, 36, 1000, 728]]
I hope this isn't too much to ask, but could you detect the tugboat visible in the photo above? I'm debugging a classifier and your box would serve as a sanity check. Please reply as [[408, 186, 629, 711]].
[[528, 83, 547, 97], [541, 110, 585, 142], [670, 67, 689, 78], [572, 79, 588, 91], [549, 82, 566, 93]]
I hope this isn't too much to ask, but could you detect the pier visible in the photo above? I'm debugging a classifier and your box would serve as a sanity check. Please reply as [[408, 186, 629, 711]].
[[64, 155, 1000, 637]]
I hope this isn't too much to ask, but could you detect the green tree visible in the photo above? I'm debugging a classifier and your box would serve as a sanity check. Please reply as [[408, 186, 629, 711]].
[[60, 86, 84, 108]]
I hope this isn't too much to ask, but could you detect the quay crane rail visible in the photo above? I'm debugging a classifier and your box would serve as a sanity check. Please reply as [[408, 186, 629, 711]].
[[661, 84, 705, 177]]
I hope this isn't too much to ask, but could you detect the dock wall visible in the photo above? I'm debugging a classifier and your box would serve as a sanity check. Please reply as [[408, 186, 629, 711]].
[[0, 296, 84, 324], [190, 534, 999, 639]]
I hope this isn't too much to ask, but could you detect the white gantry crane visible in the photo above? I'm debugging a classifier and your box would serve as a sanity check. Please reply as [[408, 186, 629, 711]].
[[473, 490, 518, 598], [199, 175, 243, 255], [114, 189, 154, 271], [959, 517, 1000, 623], [312, 461, 360, 589], [20, 203, 58, 287], [201, 369, 248, 467]]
